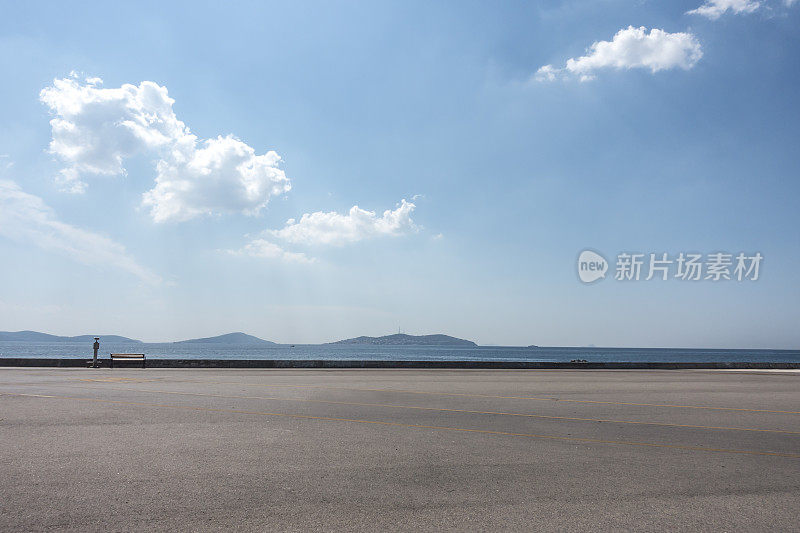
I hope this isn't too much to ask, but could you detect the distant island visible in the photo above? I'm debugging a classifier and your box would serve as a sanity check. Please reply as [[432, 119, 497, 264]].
[[326, 333, 477, 347], [174, 332, 275, 345], [0, 331, 141, 343], [0, 330, 476, 347]]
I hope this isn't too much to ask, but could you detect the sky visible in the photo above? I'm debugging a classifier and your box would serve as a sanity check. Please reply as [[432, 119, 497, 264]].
[[0, 0, 799, 348]]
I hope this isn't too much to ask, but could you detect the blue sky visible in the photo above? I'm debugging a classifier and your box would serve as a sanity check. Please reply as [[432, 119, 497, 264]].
[[0, 0, 798, 347]]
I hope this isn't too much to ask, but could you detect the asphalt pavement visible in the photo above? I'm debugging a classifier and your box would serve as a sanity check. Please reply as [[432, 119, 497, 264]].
[[1, 367, 798, 531]]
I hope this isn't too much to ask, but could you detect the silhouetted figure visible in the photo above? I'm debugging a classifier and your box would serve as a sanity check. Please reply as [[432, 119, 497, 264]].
[[93, 337, 100, 368]]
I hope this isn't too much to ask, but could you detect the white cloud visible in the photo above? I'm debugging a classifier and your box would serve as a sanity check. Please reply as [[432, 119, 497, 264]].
[[39, 76, 184, 193], [227, 239, 315, 264], [687, 0, 760, 19], [40, 75, 290, 221], [534, 64, 559, 82], [226, 199, 418, 263], [142, 135, 289, 223], [535, 26, 702, 82], [269, 199, 418, 246], [0, 179, 161, 284]]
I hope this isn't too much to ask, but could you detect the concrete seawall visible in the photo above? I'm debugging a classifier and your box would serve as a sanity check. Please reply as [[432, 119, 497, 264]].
[[1, 358, 799, 369]]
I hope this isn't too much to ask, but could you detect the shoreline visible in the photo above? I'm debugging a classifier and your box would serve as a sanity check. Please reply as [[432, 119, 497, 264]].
[[2, 358, 800, 369]]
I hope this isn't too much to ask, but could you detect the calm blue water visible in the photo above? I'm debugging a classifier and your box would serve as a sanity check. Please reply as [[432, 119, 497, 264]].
[[1, 341, 799, 362]]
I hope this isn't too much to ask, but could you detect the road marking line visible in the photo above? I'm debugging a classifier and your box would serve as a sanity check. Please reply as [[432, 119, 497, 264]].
[[151, 378, 800, 415], [78, 378, 161, 383], [3, 391, 799, 459], [51, 383, 800, 436]]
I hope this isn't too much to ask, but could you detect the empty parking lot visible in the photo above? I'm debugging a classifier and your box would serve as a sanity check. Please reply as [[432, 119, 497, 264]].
[[1, 367, 798, 531]]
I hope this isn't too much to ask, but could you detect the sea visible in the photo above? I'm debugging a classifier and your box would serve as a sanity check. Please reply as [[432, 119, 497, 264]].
[[1, 342, 799, 363]]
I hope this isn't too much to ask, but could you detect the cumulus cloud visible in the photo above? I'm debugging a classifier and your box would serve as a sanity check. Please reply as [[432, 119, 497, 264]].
[[269, 199, 418, 246], [226, 199, 418, 263], [687, 0, 760, 19], [0, 179, 161, 284], [535, 26, 703, 82], [39, 76, 182, 192], [227, 238, 315, 264], [40, 75, 290, 221], [142, 135, 289, 223]]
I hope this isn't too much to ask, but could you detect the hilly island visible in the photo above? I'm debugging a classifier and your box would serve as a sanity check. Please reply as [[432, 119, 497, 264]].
[[173, 332, 276, 345], [0, 331, 141, 343], [326, 334, 477, 346], [0, 331, 477, 346]]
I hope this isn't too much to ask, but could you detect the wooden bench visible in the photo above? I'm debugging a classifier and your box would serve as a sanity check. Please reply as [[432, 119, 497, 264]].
[[110, 353, 146, 369]]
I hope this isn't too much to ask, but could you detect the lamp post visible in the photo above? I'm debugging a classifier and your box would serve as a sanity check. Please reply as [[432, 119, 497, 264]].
[[93, 337, 100, 368]]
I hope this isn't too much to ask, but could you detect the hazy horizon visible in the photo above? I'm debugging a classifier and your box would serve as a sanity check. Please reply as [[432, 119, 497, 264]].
[[2, 328, 799, 351]]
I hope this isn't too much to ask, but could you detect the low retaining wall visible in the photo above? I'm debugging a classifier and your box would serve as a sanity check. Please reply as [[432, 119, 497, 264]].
[[1, 358, 799, 369]]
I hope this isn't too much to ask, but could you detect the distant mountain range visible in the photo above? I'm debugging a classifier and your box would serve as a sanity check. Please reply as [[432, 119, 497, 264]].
[[0, 331, 141, 343], [173, 332, 275, 345], [326, 333, 477, 346], [0, 330, 477, 346]]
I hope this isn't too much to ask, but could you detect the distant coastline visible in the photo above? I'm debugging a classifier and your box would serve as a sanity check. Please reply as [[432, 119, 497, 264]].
[[0, 331, 141, 343], [2, 333, 799, 362], [0, 330, 478, 347]]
